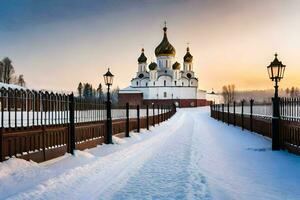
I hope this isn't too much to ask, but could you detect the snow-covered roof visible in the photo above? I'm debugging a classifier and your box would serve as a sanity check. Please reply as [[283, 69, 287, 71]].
[[119, 86, 142, 94], [0, 82, 72, 95], [0, 82, 26, 90]]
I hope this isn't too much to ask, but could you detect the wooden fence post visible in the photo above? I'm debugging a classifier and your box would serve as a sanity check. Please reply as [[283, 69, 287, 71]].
[[250, 99, 254, 132], [241, 100, 244, 131], [227, 102, 230, 125], [137, 105, 140, 133], [222, 104, 224, 122], [152, 104, 155, 126], [0, 128, 3, 162], [164, 106, 166, 121], [68, 93, 75, 155], [157, 105, 160, 125], [125, 103, 130, 137], [163, 106, 165, 121], [146, 104, 149, 130], [217, 104, 219, 120], [233, 101, 236, 126]]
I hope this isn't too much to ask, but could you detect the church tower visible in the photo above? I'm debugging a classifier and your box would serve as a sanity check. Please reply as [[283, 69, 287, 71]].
[[149, 62, 158, 81], [172, 62, 181, 81], [155, 23, 176, 69], [183, 46, 193, 71], [137, 48, 147, 72]]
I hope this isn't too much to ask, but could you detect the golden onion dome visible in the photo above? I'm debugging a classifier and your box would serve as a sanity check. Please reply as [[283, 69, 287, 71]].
[[148, 62, 158, 70], [184, 47, 193, 63], [138, 48, 147, 63], [155, 25, 176, 57], [172, 61, 181, 70]]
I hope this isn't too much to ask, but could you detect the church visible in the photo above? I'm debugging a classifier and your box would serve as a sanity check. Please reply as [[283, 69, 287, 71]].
[[119, 24, 213, 107]]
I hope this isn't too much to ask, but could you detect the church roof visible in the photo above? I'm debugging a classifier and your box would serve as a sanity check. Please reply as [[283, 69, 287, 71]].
[[149, 62, 158, 70], [138, 48, 147, 63], [155, 25, 176, 57], [184, 47, 193, 63], [172, 61, 181, 70]]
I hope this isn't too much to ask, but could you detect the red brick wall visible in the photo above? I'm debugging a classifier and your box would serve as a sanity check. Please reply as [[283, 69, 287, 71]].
[[118, 93, 143, 106], [196, 99, 212, 106], [143, 99, 175, 106], [144, 99, 209, 107], [119, 94, 210, 108], [179, 99, 197, 107]]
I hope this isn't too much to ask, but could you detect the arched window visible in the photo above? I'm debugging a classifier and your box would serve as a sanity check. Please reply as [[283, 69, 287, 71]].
[[165, 60, 168, 68], [174, 81, 177, 86], [182, 82, 184, 86], [153, 81, 155, 86], [146, 83, 148, 87], [136, 81, 138, 86], [164, 80, 166, 86], [164, 92, 167, 98]]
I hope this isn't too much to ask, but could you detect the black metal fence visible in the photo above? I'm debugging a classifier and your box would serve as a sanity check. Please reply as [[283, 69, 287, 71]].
[[211, 98, 300, 155], [280, 97, 300, 121], [0, 87, 176, 162], [0, 87, 166, 128]]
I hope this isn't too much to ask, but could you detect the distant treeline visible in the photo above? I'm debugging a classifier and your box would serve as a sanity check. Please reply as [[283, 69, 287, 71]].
[[77, 82, 119, 104], [222, 84, 300, 103], [0, 57, 26, 86]]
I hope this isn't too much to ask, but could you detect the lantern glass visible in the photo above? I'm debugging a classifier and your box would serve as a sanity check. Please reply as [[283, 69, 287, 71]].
[[267, 66, 272, 80], [279, 65, 285, 79], [103, 69, 114, 86], [273, 65, 280, 79]]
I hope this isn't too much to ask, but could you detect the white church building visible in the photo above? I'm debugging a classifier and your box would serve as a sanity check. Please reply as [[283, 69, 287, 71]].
[[119, 24, 213, 107]]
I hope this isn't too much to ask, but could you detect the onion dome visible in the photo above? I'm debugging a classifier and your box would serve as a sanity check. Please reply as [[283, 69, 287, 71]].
[[138, 48, 147, 63], [148, 62, 158, 70], [155, 25, 176, 57], [172, 61, 181, 70], [184, 47, 193, 63]]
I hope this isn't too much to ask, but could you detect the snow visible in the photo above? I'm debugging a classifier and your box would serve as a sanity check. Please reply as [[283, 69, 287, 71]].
[[1, 107, 300, 199], [0, 108, 162, 128], [0, 82, 26, 90]]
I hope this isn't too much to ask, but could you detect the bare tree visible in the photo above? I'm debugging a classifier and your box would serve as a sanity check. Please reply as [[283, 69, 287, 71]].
[[289, 87, 300, 98], [296, 88, 300, 97], [17, 74, 26, 87], [2, 57, 15, 84], [285, 88, 290, 97], [111, 86, 120, 105], [0, 61, 4, 82], [77, 82, 83, 98], [97, 83, 103, 100], [222, 84, 236, 103]]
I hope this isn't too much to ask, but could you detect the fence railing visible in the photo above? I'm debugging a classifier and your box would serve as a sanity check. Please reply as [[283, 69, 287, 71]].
[[0, 87, 177, 162], [211, 98, 300, 156], [280, 97, 300, 121]]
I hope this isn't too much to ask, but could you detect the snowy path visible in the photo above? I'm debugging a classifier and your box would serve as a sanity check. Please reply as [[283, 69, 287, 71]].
[[1, 107, 300, 200]]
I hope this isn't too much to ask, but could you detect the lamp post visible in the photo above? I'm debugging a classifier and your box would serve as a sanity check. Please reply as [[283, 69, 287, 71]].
[[267, 53, 286, 150], [103, 68, 114, 144]]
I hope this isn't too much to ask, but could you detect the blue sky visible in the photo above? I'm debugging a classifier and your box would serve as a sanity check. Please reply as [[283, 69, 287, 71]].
[[0, 0, 300, 92]]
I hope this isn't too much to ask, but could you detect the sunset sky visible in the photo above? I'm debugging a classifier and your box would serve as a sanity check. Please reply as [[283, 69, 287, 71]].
[[0, 0, 300, 93]]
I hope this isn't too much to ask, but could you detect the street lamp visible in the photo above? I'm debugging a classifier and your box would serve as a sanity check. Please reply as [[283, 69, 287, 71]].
[[103, 68, 114, 144], [267, 53, 286, 150]]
